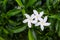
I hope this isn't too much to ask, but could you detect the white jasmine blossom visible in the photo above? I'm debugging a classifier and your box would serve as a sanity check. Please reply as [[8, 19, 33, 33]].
[[35, 16, 51, 31], [23, 14, 36, 28], [23, 9, 51, 30], [33, 10, 44, 22]]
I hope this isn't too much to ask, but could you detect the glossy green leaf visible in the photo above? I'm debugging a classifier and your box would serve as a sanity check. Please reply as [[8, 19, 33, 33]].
[[49, 18, 55, 31], [55, 20, 59, 32], [27, 0, 37, 7], [6, 9, 21, 17], [16, 0, 24, 7], [28, 29, 34, 40], [3, 0, 7, 6], [8, 20, 17, 25], [2, 0, 7, 11], [11, 26, 27, 33], [22, 9, 26, 15], [57, 21, 60, 37], [0, 37, 5, 40], [32, 30, 37, 40], [49, 15, 60, 20], [3, 28, 9, 34], [46, 0, 50, 10]]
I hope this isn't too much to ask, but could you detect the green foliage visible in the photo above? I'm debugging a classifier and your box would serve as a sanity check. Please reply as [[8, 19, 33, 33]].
[[27, 0, 37, 7], [6, 9, 21, 17], [0, 0, 60, 40], [28, 29, 34, 40], [16, 0, 24, 7], [11, 26, 27, 33], [0, 37, 5, 40]]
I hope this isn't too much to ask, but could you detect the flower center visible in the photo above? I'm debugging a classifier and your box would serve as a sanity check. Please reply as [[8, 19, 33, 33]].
[[29, 18, 32, 21], [41, 22, 45, 25], [36, 15, 38, 18]]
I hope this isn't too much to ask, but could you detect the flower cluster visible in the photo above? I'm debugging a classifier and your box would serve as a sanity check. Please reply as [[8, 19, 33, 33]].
[[23, 10, 51, 31]]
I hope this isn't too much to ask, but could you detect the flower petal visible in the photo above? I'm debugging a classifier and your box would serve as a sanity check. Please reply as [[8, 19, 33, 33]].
[[28, 21, 32, 28], [44, 16, 48, 22], [23, 19, 28, 23], [31, 14, 35, 19], [33, 10, 38, 15], [35, 22, 40, 26], [44, 22, 51, 26], [38, 18, 43, 22], [39, 11, 44, 17], [24, 14, 30, 18], [40, 25, 44, 31], [31, 20, 37, 24]]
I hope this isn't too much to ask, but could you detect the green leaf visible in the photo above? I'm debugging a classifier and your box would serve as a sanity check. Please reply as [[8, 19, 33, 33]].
[[3, 0, 7, 6], [0, 37, 5, 40], [8, 20, 17, 25], [28, 29, 34, 40], [6, 9, 21, 17], [56, 21, 60, 37], [46, 0, 50, 10], [22, 9, 26, 15], [3, 28, 9, 34], [48, 18, 56, 31], [53, 0, 58, 8], [32, 30, 37, 40], [58, 31, 60, 37], [11, 26, 27, 33], [49, 15, 60, 20], [16, 0, 24, 7], [27, 0, 37, 7], [2, 0, 7, 11], [55, 20, 59, 32]]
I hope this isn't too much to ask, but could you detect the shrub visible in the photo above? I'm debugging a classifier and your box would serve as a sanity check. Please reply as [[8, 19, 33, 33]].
[[0, 0, 60, 40]]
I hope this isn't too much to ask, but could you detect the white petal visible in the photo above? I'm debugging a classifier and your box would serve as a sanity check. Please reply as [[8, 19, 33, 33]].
[[24, 14, 30, 18], [38, 18, 43, 22], [35, 16, 38, 20], [44, 23, 51, 26], [35, 22, 40, 26], [44, 16, 48, 22], [23, 19, 28, 23], [31, 14, 35, 19], [39, 11, 44, 17], [40, 25, 44, 31], [33, 10, 38, 15], [32, 17, 38, 24], [31, 20, 37, 24], [28, 21, 32, 28]]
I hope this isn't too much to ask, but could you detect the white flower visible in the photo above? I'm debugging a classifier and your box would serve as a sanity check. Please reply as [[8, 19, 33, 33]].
[[23, 14, 36, 28], [35, 16, 51, 31], [33, 10, 44, 22], [23, 9, 51, 30]]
